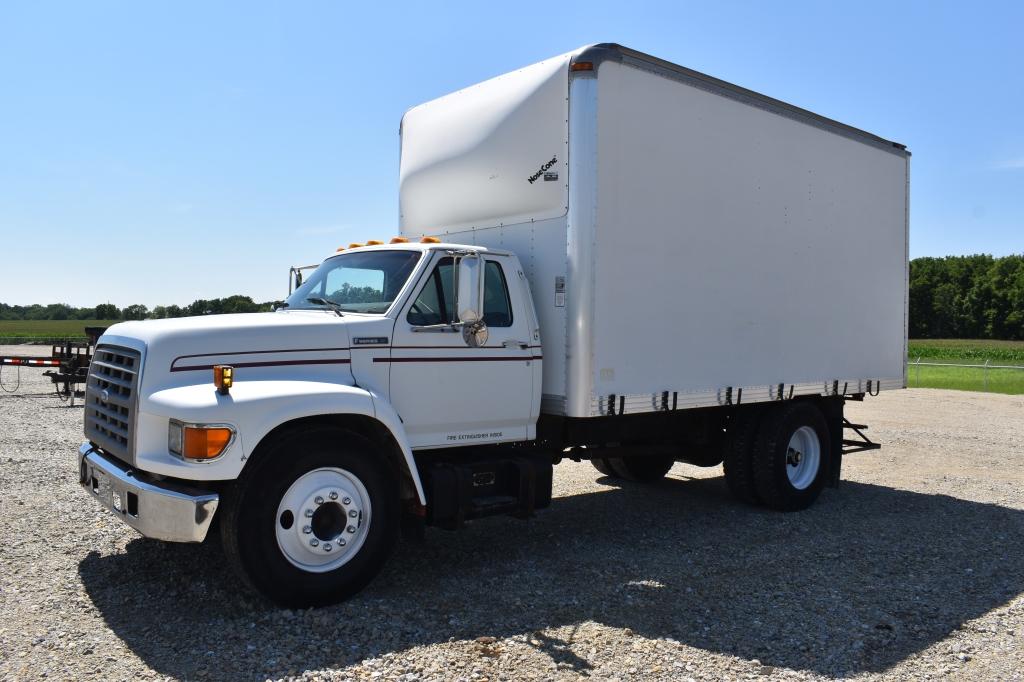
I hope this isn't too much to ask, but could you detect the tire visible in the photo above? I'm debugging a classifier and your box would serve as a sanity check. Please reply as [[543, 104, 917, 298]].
[[752, 402, 830, 511], [591, 458, 613, 476], [722, 408, 763, 505], [607, 456, 674, 482], [220, 426, 399, 607]]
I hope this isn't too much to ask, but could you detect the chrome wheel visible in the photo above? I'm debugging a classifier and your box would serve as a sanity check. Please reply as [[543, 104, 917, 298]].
[[785, 425, 821, 490], [275, 467, 371, 573]]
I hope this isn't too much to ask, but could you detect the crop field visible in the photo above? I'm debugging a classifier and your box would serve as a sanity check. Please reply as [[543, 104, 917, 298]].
[[0, 319, 117, 343], [907, 339, 1024, 394]]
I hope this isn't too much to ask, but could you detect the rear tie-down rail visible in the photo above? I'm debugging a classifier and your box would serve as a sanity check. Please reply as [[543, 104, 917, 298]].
[[842, 418, 881, 454]]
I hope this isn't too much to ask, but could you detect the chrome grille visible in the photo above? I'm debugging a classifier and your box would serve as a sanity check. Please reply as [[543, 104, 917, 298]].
[[85, 345, 141, 464]]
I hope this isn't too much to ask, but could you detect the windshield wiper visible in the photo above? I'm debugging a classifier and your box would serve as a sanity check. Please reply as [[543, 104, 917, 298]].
[[306, 297, 344, 317]]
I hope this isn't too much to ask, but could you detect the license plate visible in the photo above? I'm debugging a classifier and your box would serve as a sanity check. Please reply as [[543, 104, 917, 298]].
[[93, 470, 117, 510]]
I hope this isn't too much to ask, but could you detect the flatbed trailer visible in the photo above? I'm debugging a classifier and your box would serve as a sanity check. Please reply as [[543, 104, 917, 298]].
[[0, 327, 106, 404]]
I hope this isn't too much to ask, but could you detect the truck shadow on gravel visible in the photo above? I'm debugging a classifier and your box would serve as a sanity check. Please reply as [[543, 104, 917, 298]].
[[79, 475, 1024, 680]]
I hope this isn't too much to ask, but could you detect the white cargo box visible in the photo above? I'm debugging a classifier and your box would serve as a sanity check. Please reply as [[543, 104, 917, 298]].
[[399, 44, 909, 419]]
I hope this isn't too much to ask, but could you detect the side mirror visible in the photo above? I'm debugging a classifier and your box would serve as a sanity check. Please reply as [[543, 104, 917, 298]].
[[456, 254, 488, 347], [456, 254, 485, 324]]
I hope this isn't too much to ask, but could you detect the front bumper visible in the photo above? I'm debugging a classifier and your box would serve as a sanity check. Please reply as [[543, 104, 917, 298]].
[[78, 442, 219, 543]]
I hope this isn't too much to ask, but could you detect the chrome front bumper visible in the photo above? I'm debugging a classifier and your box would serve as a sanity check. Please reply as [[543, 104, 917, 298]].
[[78, 442, 219, 543]]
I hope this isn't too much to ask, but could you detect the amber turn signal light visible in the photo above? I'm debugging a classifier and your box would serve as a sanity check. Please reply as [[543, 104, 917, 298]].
[[168, 421, 235, 461], [183, 426, 234, 460], [213, 365, 233, 395]]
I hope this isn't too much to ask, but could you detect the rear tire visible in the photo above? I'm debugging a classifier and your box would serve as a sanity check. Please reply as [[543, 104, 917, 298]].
[[752, 402, 830, 511], [221, 426, 399, 607], [591, 458, 613, 476], [607, 456, 674, 482], [722, 408, 763, 505]]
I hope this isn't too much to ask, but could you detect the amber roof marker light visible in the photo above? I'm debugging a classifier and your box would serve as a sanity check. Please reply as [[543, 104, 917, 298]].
[[390, 237, 409, 244], [420, 236, 441, 244], [213, 365, 234, 395], [570, 61, 594, 72]]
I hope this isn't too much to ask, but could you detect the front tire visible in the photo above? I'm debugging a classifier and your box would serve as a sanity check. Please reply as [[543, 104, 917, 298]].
[[221, 426, 399, 607], [752, 402, 830, 511]]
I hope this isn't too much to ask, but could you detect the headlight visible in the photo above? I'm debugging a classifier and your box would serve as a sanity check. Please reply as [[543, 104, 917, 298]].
[[168, 420, 235, 462]]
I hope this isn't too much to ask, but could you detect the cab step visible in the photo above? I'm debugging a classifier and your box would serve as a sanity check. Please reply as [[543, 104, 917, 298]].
[[421, 453, 553, 530]]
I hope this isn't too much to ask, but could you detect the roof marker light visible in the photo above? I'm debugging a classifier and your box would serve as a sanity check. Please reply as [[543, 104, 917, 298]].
[[420, 236, 441, 244], [390, 237, 409, 244], [365, 240, 384, 246], [335, 247, 346, 252], [348, 243, 364, 249], [570, 61, 594, 72]]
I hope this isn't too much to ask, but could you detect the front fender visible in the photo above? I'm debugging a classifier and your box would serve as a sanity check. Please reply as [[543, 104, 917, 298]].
[[138, 382, 425, 504]]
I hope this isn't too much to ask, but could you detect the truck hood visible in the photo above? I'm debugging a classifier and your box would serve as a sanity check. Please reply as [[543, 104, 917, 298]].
[[100, 311, 356, 392]]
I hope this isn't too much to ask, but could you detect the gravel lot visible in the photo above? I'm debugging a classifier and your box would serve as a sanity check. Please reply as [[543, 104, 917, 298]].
[[1, 344, 1022, 681]]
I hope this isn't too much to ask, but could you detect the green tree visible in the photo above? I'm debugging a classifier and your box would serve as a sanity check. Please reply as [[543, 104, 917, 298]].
[[95, 303, 120, 320]]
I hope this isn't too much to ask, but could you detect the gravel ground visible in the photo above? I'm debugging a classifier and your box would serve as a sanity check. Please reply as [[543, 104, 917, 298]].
[[1, 344, 1022, 681]]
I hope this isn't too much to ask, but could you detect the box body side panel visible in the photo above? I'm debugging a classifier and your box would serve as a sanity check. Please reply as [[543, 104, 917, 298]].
[[588, 61, 907, 411]]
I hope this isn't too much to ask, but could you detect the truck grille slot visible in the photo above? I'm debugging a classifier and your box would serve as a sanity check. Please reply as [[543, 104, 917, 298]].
[[85, 345, 141, 464]]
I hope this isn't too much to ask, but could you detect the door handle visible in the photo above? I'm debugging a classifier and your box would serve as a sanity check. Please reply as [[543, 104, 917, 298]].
[[503, 340, 530, 349]]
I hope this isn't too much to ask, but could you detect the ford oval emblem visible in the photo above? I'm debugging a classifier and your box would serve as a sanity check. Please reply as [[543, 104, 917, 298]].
[[100, 389, 110, 403]]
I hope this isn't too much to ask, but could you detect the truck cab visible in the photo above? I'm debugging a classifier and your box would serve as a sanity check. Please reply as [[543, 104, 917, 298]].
[[79, 241, 551, 606]]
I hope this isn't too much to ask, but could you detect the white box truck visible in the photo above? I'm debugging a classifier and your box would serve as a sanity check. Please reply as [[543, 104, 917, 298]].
[[77, 44, 909, 606]]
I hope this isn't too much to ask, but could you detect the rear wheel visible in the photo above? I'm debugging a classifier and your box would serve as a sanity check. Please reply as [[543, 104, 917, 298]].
[[752, 402, 830, 511], [590, 458, 613, 476], [722, 408, 763, 505], [221, 426, 399, 607], [607, 456, 675, 482]]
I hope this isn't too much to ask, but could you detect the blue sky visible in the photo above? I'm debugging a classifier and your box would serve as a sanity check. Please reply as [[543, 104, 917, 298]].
[[1, 1, 1021, 308]]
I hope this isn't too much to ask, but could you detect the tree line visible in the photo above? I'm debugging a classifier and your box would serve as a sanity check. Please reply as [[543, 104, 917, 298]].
[[0, 295, 280, 322], [910, 255, 1024, 340], [3, 255, 1023, 340]]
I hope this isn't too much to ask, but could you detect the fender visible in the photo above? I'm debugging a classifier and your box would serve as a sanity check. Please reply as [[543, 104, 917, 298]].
[[364, 387, 426, 505], [138, 380, 427, 504]]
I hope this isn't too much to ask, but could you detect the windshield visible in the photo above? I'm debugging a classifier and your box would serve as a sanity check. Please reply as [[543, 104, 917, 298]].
[[284, 250, 422, 314]]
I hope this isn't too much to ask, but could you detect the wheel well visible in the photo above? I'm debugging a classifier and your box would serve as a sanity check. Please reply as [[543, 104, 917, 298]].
[[252, 414, 419, 500]]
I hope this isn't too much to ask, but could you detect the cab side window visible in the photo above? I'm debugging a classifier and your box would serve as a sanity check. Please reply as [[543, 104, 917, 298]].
[[482, 261, 513, 327], [407, 258, 513, 328], [407, 258, 454, 326]]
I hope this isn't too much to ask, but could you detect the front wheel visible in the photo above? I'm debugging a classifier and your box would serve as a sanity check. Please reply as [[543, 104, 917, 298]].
[[220, 427, 399, 607]]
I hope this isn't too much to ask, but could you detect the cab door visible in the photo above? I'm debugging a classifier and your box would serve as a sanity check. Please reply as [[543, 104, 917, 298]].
[[388, 253, 537, 448]]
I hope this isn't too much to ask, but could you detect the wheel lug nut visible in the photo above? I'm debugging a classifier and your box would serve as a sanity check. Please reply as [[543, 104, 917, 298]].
[[347, 525, 356, 534], [348, 509, 358, 518], [310, 539, 319, 547], [329, 491, 338, 500], [338, 538, 347, 546], [314, 496, 324, 505], [323, 543, 333, 552], [342, 497, 351, 505], [303, 525, 312, 534], [304, 509, 313, 518]]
